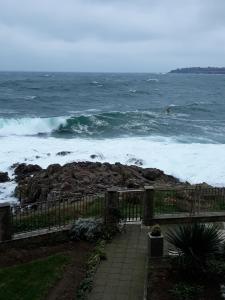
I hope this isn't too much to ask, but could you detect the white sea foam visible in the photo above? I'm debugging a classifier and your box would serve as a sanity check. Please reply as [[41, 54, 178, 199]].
[[23, 95, 37, 100], [0, 117, 67, 136], [0, 135, 225, 202], [146, 78, 159, 82]]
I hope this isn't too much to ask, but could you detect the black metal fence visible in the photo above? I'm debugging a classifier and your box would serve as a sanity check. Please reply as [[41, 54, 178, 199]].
[[154, 187, 225, 216], [116, 186, 225, 224], [10, 187, 225, 234], [118, 189, 144, 222], [11, 194, 105, 234]]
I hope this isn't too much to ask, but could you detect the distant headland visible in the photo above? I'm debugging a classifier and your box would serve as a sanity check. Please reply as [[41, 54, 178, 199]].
[[169, 67, 225, 74]]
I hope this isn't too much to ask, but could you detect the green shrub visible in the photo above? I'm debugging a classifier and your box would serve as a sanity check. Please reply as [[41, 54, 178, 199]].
[[151, 224, 161, 236], [170, 282, 203, 300], [206, 258, 225, 279], [166, 223, 222, 272], [70, 218, 104, 242], [77, 240, 106, 299]]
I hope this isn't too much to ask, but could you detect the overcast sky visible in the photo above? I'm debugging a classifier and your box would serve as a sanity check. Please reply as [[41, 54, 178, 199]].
[[0, 0, 225, 72]]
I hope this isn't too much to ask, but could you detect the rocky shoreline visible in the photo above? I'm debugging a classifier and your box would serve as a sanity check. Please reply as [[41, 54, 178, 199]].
[[1, 161, 185, 205]]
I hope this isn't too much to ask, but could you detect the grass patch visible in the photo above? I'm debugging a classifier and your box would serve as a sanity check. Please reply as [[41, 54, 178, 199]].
[[13, 197, 105, 234], [0, 254, 71, 300], [83, 198, 105, 218], [154, 191, 186, 214]]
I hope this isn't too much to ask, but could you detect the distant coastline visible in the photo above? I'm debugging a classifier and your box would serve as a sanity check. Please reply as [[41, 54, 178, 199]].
[[169, 67, 225, 74]]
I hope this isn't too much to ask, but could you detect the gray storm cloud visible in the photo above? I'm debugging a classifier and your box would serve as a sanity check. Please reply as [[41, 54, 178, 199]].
[[0, 0, 225, 72]]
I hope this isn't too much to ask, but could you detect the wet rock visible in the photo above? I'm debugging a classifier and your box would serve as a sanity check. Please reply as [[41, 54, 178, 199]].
[[126, 179, 140, 189], [10, 163, 20, 170], [127, 157, 144, 166], [0, 172, 10, 183], [56, 151, 73, 156], [90, 153, 104, 160], [14, 163, 42, 182], [46, 164, 61, 175], [142, 168, 164, 181], [193, 182, 213, 189]]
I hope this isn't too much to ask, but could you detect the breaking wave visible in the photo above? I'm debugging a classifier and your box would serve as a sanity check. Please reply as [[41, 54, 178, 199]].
[[0, 106, 223, 143], [0, 116, 67, 136]]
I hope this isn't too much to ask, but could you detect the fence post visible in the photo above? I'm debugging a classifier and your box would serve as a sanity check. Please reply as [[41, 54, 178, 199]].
[[0, 202, 12, 241], [143, 186, 155, 226], [105, 188, 119, 225]]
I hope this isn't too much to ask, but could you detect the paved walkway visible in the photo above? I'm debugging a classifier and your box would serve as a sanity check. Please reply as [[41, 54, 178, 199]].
[[88, 224, 148, 300]]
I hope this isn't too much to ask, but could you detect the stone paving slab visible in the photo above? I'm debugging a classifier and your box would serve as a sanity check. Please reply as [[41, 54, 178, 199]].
[[88, 224, 148, 300]]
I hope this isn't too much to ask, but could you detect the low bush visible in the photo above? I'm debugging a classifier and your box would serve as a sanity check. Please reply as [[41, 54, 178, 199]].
[[151, 224, 161, 236], [77, 240, 106, 299], [70, 218, 104, 242], [170, 282, 203, 300], [205, 258, 225, 280], [70, 217, 122, 243]]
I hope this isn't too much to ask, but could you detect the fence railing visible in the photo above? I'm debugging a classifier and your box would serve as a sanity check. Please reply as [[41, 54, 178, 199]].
[[118, 189, 144, 222], [11, 194, 105, 234], [154, 187, 225, 216], [1, 186, 225, 242], [113, 186, 225, 225]]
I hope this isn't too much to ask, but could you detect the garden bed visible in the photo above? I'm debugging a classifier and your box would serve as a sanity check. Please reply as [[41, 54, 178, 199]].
[[147, 257, 222, 300], [0, 239, 93, 300]]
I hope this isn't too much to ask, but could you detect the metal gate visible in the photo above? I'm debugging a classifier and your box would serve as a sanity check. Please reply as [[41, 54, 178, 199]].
[[118, 189, 144, 222]]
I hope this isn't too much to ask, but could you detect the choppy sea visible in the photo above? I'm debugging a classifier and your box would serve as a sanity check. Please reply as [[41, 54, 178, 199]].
[[1, 71, 225, 202]]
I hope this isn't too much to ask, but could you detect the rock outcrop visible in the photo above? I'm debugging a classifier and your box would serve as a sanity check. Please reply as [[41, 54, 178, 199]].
[[14, 163, 42, 182], [14, 161, 180, 205], [0, 172, 10, 183], [56, 151, 73, 156]]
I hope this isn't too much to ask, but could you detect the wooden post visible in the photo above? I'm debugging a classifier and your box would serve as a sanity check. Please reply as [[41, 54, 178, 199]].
[[143, 186, 155, 226], [105, 188, 119, 225], [0, 202, 12, 241]]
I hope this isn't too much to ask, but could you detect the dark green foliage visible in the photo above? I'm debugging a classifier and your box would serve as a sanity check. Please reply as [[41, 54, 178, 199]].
[[108, 206, 122, 220], [206, 258, 225, 280], [166, 223, 222, 271], [151, 224, 161, 236], [77, 240, 106, 300], [170, 282, 203, 300]]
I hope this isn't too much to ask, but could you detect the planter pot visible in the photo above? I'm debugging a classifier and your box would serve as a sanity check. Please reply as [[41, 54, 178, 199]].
[[148, 232, 164, 257]]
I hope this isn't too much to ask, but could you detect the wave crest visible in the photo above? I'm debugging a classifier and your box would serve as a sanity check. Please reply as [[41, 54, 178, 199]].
[[0, 117, 67, 136]]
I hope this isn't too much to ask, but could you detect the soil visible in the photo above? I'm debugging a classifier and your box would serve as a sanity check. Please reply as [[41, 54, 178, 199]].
[[148, 257, 222, 300], [0, 240, 93, 300]]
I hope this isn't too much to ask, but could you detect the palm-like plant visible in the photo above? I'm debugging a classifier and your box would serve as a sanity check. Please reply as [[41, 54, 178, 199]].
[[166, 223, 223, 272]]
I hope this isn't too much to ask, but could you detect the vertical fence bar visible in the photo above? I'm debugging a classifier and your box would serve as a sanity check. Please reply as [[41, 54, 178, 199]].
[[143, 186, 154, 226], [105, 188, 119, 225], [0, 203, 12, 241]]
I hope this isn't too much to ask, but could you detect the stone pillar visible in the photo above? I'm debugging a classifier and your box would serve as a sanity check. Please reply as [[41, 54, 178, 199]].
[[143, 186, 155, 226], [0, 202, 12, 241], [105, 188, 120, 225]]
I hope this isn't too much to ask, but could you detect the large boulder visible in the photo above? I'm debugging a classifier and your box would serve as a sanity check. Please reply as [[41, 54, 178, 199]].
[[142, 168, 164, 181], [14, 161, 181, 205], [56, 151, 72, 156], [0, 172, 10, 183], [14, 163, 42, 182]]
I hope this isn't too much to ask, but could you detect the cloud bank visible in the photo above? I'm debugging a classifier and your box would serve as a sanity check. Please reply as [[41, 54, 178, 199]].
[[0, 0, 225, 72]]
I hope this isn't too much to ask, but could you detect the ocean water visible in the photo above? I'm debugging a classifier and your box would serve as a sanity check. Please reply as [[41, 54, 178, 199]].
[[0, 71, 225, 202]]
